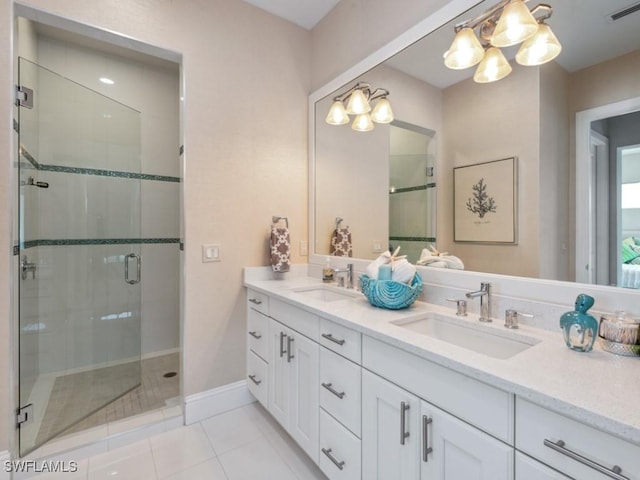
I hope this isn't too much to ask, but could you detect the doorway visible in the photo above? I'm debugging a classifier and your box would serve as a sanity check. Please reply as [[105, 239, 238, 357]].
[[14, 12, 183, 457]]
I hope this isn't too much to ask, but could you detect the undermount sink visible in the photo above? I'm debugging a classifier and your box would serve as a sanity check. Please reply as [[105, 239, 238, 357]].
[[392, 313, 540, 359], [292, 285, 360, 302]]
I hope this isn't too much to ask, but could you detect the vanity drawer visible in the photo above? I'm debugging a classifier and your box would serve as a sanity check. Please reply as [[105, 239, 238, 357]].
[[319, 318, 361, 364], [516, 398, 640, 480], [320, 347, 361, 437], [319, 408, 361, 480], [247, 308, 268, 361], [247, 350, 268, 407], [270, 298, 319, 341], [247, 289, 269, 315]]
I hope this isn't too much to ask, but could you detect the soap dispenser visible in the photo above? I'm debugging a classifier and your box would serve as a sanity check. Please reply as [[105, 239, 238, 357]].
[[322, 257, 334, 283], [560, 294, 598, 352]]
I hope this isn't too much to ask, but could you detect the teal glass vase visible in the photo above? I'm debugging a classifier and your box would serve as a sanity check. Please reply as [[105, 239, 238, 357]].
[[559, 294, 598, 352]]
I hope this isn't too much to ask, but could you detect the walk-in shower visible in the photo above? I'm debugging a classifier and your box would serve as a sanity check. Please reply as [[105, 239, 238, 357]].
[[15, 17, 181, 457]]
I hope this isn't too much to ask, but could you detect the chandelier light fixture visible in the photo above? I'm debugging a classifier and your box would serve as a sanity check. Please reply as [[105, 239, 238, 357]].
[[443, 0, 561, 83], [325, 82, 394, 131]]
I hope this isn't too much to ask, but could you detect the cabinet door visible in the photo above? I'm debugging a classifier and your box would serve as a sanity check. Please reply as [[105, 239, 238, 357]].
[[362, 370, 420, 480], [268, 319, 289, 428], [515, 452, 572, 480], [288, 330, 320, 463], [420, 401, 513, 480]]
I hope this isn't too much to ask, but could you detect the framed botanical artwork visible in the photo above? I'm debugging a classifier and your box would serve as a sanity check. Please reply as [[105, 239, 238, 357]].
[[453, 157, 517, 244]]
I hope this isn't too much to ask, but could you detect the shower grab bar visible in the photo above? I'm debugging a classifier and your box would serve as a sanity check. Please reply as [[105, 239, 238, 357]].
[[124, 253, 141, 285]]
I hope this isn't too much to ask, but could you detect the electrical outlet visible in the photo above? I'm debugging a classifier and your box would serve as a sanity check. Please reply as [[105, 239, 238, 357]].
[[202, 244, 221, 262], [373, 241, 383, 253], [300, 240, 308, 256]]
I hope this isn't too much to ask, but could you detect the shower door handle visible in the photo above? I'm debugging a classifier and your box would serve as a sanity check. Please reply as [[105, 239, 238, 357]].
[[124, 253, 141, 285]]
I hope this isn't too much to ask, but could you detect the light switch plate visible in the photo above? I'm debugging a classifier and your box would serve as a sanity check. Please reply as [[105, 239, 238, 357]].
[[202, 244, 221, 262], [300, 240, 308, 256]]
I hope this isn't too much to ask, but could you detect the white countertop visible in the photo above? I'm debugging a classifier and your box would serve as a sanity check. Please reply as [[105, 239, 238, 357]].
[[245, 273, 640, 447]]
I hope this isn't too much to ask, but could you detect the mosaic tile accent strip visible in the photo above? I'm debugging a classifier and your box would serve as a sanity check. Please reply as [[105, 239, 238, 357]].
[[19, 146, 180, 182], [389, 183, 436, 194], [39, 164, 181, 182], [20, 238, 180, 250], [389, 236, 437, 242]]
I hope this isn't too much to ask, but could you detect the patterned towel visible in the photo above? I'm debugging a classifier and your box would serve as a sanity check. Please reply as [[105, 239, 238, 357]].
[[330, 226, 352, 257], [270, 226, 290, 272]]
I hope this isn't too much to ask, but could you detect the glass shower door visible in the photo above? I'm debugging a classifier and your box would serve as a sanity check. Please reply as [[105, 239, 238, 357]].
[[17, 58, 142, 456]]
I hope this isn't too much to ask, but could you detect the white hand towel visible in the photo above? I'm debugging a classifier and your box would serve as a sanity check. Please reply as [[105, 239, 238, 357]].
[[366, 252, 391, 279], [391, 258, 416, 284]]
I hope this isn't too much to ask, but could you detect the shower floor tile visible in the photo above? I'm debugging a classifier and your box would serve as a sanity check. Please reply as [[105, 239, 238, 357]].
[[35, 352, 179, 445]]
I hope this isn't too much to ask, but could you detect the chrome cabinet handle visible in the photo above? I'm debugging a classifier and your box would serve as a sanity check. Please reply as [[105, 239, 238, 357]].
[[279, 332, 287, 358], [321, 448, 345, 471], [543, 439, 629, 480], [321, 333, 345, 346], [248, 374, 261, 385], [422, 415, 433, 462], [321, 382, 345, 399], [124, 253, 141, 285], [286, 336, 295, 363], [249, 298, 263, 305], [400, 401, 410, 445], [248, 331, 262, 340]]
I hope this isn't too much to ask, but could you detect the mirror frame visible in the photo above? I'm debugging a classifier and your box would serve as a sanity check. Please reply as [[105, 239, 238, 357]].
[[308, 0, 640, 307]]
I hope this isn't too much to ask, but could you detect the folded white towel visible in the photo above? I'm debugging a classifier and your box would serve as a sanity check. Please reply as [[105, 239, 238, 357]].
[[366, 252, 391, 279], [391, 258, 416, 284], [416, 249, 464, 270]]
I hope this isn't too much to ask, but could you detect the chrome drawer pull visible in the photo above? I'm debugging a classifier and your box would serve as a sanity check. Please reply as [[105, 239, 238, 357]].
[[543, 439, 629, 480], [321, 333, 346, 345], [279, 331, 287, 358], [248, 374, 262, 385], [286, 336, 295, 363], [248, 331, 262, 340], [321, 448, 345, 471], [422, 415, 433, 462], [400, 401, 410, 445], [249, 298, 263, 305], [321, 382, 345, 399]]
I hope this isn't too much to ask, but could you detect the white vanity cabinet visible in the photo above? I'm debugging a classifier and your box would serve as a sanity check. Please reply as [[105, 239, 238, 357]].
[[246, 289, 270, 408], [516, 398, 640, 480], [362, 369, 513, 480], [268, 316, 320, 463], [515, 453, 571, 480]]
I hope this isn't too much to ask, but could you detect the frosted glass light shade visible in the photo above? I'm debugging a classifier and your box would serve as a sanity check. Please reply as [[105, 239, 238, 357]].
[[352, 114, 374, 131], [325, 100, 350, 125], [515, 23, 562, 66], [491, 0, 538, 47], [473, 47, 512, 83], [444, 27, 485, 70], [346, 88, 371, 115], [370, 98, 394, 124]]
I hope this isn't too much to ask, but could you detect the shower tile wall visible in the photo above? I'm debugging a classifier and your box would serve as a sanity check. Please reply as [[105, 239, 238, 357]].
[[20, 32, 180, 378]]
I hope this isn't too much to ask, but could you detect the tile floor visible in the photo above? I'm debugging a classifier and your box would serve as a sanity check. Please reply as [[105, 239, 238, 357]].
[[22, 403, 328, 480]]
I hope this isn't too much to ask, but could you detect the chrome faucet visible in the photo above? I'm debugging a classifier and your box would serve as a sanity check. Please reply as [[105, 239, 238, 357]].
[[333, 263, 354, 289], [466, 282, 492, 322]]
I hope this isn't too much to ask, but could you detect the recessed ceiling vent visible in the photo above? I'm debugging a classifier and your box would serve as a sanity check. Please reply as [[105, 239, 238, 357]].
[[609, 1, 640, 21]]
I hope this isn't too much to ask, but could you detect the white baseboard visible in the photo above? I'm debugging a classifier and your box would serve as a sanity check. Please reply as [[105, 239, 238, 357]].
[[184, 380, 255, 425], [0, 450, 11, 480]]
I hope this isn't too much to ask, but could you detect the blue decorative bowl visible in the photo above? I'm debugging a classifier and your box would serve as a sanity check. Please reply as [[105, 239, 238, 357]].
[[360, 273, 423, 310]]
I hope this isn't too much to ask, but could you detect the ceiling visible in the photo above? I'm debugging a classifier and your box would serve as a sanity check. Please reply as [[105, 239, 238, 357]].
[[242, 0, 341, 29], [386, 0, 640, 89]]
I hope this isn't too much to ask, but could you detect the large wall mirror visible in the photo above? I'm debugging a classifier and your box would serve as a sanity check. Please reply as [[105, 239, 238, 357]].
[[311, 0, 640, 289]]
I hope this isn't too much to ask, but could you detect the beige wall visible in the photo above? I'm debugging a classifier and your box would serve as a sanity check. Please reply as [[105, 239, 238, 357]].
[[310, 0, 451, 91], [2, 0, 310, 451], [0, 0, 12, 454], [440, 65, 541, 277]]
